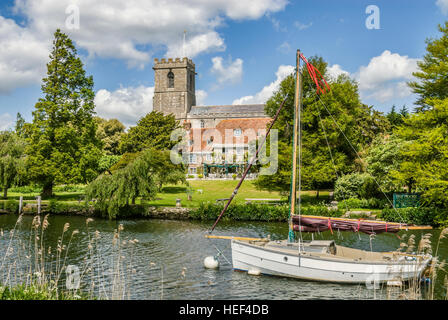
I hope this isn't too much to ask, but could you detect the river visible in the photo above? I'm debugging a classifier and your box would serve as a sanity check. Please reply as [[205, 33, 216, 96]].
[[0, 213, 446, 300]]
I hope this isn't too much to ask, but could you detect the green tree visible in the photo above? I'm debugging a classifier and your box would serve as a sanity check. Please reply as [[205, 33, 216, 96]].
[[408, 22, 448, 111], [119, 111, 180, 154], [365, 135, 408, 192], [95, 117, 125, 155], [391, 98, 448, 206], [0, 131, 26, 198], [86, 148, 185, 218], [26, 29, 101, 197], [256, 57, 382, 195]]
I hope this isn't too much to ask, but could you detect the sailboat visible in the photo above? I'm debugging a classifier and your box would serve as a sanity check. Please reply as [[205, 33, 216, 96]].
[[205, 50, 432, 284]]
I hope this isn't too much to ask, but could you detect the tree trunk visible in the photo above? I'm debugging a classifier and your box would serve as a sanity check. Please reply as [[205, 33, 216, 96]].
[[3, 187, 7, 199], [131, 197, 136, 205], [42, 182, 53, 198], [316, 189, 320, 199]]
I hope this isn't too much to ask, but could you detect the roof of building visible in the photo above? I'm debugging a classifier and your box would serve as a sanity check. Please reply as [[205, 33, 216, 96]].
[[186, 118, 272, 153], [188, 104, 267, 118]]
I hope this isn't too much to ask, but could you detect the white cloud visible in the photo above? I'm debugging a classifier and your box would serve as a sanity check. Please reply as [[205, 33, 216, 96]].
[[0, 113, 14, 131], [195, 89, 208, 106], [232, 64, 294, 104], [0, 16, 49, 94], [327, 64, 350, 80], [294, 21, 313, 30], [11, 0, 287, 67], [94, 86, 154, 127], [210, 56, 243, 85], [0, 0, 287, 93], [277, 41, 291, 54], [354, 50, 419, 103], [436, 0, 448, 14]]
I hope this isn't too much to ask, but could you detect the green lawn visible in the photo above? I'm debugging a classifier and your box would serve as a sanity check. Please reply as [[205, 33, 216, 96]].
[[2, 180, 331, 208]]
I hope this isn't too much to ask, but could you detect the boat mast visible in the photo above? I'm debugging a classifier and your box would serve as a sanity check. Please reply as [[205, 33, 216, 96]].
[[289, 49, 302, 243]]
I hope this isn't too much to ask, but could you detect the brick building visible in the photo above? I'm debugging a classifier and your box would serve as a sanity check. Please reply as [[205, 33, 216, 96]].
[[152, 57, 272, 176]]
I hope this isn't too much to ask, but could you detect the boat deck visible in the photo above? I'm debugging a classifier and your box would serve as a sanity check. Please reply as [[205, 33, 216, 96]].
[[242, 239, 425, 264]]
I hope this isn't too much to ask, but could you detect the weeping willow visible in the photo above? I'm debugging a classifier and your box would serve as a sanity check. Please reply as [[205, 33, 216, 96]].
[[86, 149, 185, 218]]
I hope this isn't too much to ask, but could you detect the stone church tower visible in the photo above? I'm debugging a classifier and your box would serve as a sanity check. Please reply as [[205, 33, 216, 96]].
[[152, 57, 196, 120]]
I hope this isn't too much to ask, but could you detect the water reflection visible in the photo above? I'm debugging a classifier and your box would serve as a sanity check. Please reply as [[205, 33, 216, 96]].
[[0, 214, 446, 300]]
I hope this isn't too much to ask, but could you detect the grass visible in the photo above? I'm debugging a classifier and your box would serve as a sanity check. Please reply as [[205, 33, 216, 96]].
[[2, 181, 331, 209]]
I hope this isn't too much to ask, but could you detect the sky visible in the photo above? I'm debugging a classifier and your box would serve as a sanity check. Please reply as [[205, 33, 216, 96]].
[[0, 0, 447, 129]]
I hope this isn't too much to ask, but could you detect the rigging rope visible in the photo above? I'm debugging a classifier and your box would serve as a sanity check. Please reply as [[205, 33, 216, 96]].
[[313, 92, 406, 225]]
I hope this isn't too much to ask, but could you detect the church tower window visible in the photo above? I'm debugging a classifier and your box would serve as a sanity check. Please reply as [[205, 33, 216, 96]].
[[167, 71, 174, 88]]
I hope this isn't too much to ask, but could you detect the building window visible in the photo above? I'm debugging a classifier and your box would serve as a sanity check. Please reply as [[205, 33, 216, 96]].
[[189, 154, 197, 164], [206, 154, 212, 162], [189, 167, 197, 174], [200, 120, 205, 128], [234, 128, 242, 137], [237, 147, 243, 155], [167, 71, 174, 88]]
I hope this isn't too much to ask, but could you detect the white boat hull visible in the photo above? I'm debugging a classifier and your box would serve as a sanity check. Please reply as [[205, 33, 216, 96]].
[[231, 240, 431, 284]]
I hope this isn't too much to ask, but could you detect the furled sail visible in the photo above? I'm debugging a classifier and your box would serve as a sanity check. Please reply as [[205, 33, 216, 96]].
[[292, 215, 430, 235]]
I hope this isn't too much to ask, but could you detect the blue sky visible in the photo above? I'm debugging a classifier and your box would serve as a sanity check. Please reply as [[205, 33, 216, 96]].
[[0, 0, 447, 129]]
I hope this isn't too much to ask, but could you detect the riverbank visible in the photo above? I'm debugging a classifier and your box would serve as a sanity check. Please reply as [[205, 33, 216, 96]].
[[1, 199, 447, 228]]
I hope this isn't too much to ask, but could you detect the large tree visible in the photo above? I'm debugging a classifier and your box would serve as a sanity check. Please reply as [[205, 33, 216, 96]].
[[26, 29, 101, 197], [119, 111, 180, 154], [0, 131, 26, 198], [255, 56, 384, 195], [408, 22, 448, 111]]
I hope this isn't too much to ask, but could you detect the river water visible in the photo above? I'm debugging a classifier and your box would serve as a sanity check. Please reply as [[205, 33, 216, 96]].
[[0, 214, 446, 300]]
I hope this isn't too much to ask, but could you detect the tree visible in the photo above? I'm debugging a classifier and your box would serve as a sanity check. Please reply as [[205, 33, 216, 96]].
[[86, 148, 186, 218], [26, 29, 101, 197], [365, 135, 408, 192], [391, 98, 448, 206], [95, 117, 125, 155], [0, 131, 26, 198], [255, 57, 383, 195], [408, 22, 448, 111], [119, 111, 180, 154]]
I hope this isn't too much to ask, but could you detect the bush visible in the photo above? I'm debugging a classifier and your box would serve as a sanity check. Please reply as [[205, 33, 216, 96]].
[[197, 174, 203, 179], [3, 200, 19, 213], [334, 173, 379, 200], [338, 198, 389, 210], [379, 207, 444, 227], [190, 203, 343, 222]]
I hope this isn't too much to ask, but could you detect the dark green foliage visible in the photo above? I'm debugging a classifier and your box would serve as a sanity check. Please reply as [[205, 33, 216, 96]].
[[337, 198, 389, 210], [379, 207, 447, 227], [25, 29, 102, 197], [119, 111, 180, 154], [190, 203, 343, 221], [334, 173, 379, 200], [408, 22, 448, 111], [256, 56, 388, 193], [391, 98, 448, 205], [386, 105, 409, 129], [0, 131, 27, 198]]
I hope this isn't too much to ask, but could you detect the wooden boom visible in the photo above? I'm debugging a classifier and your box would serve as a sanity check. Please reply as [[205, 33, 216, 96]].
[[205, 235, 269, 242]]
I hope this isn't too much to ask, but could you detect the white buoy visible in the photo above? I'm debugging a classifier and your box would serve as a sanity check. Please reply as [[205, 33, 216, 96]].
[[248, 269, 261, 276], [204, 256, 219, 269]]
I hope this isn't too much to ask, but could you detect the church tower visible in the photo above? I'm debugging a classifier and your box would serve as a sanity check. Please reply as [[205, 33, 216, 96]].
[[152, 57, 196, 120]]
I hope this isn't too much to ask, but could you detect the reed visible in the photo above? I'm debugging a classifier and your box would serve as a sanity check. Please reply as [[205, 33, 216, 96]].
[[0, 214, 148, 300]]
